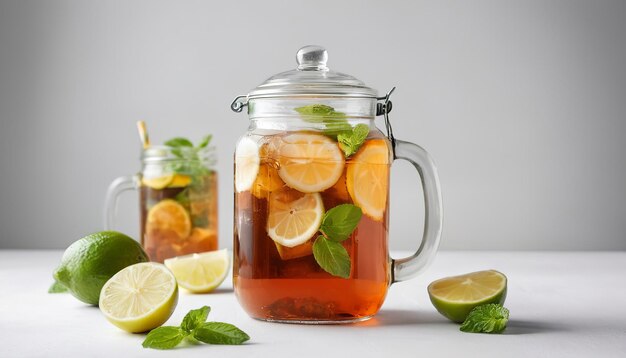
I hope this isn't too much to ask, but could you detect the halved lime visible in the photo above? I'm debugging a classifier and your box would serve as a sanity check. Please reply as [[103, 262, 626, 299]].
[[427, 270, 507, 323], [99, 262, 178, 333]]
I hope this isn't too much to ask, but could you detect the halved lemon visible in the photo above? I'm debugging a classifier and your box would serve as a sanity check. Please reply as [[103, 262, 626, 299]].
[[142, 174, 174, 189], [99, 262, 178, 333], [164, 249, 229, 293], [428, 270, 508, 323], [267, 189, 324, 248], [277, 133, 345, 193], [235, 137, 260, 192], [346, 139, 390, 221], [146, 199, 192, 240]]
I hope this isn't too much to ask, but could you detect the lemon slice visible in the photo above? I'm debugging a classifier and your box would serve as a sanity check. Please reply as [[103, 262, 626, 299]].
[[169, 174, 192, 187], [164, 249, 230, 293], [146, 199, 192, 240], [235, 137, 260, 192], [428, 270, 508, 323], [142, 174, 174, 189], [277, 133, 345, 193], [346, 139, 390, 221], [99, 262, 178, 333], [267, 190, 324, 248]]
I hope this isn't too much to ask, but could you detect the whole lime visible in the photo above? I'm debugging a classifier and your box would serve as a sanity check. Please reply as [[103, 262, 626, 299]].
[[53, 231, 149, 305]]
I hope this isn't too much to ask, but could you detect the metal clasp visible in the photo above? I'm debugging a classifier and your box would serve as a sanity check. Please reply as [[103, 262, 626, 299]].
[[377, 87, 396, 158], [230, 95, 248, 113]]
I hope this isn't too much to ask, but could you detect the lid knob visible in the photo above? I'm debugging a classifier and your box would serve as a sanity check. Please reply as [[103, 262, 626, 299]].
[[296, 45, 328, 71]]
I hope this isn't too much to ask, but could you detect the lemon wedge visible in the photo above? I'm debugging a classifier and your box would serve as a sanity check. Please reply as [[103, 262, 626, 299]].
[[164, 249, 230, 293]]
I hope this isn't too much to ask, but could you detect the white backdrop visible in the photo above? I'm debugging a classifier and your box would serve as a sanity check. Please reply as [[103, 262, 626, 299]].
[[1, 0, 625, 250]]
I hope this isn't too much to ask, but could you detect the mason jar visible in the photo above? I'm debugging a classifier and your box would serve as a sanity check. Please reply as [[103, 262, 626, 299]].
[[231, 45, 442, 323]]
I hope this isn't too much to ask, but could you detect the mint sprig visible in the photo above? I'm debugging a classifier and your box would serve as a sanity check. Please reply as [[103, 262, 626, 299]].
[[312, 204, 362, 278], [142, 306, 250, 350], [460, 304, 509, 334], [164, 134, 215, 178], [337, 123, 369, 157], [295, 104, 352, 138], [295, 105, 370, 156], [180, 306, 210, 333]]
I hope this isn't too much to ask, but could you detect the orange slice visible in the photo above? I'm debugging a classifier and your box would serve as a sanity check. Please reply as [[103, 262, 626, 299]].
[[267, 189, 324, 248], [346, 139, 390, 221], [146, 199, 192, 239], [277, 133, 344, 193]]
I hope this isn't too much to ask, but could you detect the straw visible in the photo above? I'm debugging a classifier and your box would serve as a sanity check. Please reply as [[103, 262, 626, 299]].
[[136, 121, 150, 149]]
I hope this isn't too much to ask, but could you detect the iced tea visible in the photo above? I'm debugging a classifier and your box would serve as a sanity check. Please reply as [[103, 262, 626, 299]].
[[141, 172, 218, 262], [234, 130, 391, 322]]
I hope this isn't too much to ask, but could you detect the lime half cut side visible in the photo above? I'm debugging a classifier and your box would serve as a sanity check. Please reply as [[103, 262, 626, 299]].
[[427, 270, 507, 323], [99, 262, 178, 333]]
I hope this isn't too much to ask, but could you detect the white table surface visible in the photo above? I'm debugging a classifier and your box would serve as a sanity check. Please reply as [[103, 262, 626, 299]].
[[1, 250, 625, 357]]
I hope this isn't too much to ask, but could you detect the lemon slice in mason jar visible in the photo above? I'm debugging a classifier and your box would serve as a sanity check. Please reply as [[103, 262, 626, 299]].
[[267, 189, 324, 248], [99, 262, 178, 333], [142, 174, 174, 189], [164, 249, 230, 293], [346, 139, 390, 221], [146, 199, 192, 240], [277, 133, 345, 193], [235, 137, 260, 192]]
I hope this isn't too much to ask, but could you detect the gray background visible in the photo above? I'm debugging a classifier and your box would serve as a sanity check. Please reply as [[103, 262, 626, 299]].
[[1, 0, 625, 251]]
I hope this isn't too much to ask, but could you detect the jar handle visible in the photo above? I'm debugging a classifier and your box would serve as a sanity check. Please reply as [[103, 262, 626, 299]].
[[103, 175, 139, 231], [391, 140, 443, 282]]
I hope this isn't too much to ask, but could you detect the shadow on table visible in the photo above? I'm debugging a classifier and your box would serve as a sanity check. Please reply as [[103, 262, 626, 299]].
[[504, 319, 570, 335], [358, 310, 570, 335], [356, 309, 446, 327]]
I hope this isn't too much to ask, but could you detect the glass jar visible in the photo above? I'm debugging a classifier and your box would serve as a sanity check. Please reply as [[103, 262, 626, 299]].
[[105, 145, 218, 262], [231, 46, 442, 323]]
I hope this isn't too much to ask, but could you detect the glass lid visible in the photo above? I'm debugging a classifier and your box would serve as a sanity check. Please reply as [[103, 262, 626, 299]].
[[246, 45, 378, 99]]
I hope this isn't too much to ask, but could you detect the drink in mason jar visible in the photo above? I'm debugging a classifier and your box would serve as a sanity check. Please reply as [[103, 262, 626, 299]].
[[141, 171, 218, 262], [234, 127, 391, 322]]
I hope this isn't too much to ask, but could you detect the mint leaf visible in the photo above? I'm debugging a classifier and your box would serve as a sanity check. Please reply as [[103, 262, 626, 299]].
[[193, 322, 250, 345], [337, 123, 369, 157], [175, 188, 190, 206], [48, 280, 68, 293], [181, 305, 210, 333], [164, 137, 194, 148], [295, 104, 351, 138], [320, 204, 362, 242], [312, 236, 351, 278], [295, 104, 346, 120], [142, 326, 186, 349], [460, 304, 509, 334], [197, 135, 212, 149], [142, 306, 250, 350]]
